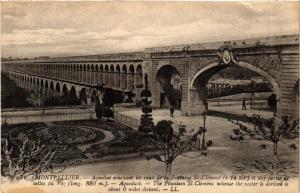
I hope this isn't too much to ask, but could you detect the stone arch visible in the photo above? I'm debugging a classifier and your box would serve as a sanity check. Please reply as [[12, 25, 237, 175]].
[[91, 64, 95, 84], [190, 61, 280, 114], [156, 65, 182, 108], [41, 79, 44, 88], [110, 65, 114, 87], [104, 65, 109, 85], [55, 82, 61, 95], [45, 80, 49, 90], [121, 65, 127, 89], [95, 65, 99, 84], [79, 88, 87, 105], [115, 65, 121, 88], [79, 64, 83, 82], [50, 81, 55, 95], [50, 81, 54, 89], [83, 64, 87, 83], [62, 84, 68, 97], [69, 86, 80, 105], [87, 64, 91, 83], [136, 65, 143, 84], [73, 64, 77, 80], [99, 65, 104, 84], [58, 64, 62, 78], [190, 62, 280, 96], [70, 86, 77, 98], [128, 65, 135, 91]]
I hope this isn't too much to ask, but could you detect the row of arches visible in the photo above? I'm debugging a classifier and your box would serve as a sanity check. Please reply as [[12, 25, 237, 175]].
[[4, 63, 143, 91], [7, 72, 97, 106]]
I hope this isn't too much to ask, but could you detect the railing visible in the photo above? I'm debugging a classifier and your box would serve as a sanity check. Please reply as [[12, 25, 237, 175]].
[[208, 97, 268, 108], [114, 111, 140, 130]]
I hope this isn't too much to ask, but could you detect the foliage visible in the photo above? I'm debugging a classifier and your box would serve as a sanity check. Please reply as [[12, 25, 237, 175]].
[[1, 134, 69, 182], [94, 86, 115, 119], [229, 114, 298, 173], [124, 91, 135, 103], [1, 73, 32, 108], [139, 75, 154, 133], [142, 120, 212, 177]]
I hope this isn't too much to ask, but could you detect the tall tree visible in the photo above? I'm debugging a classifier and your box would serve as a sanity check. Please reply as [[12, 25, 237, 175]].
[[230, 114, 298, 174], [139, 74, 154, 133], [143, 120, 212, 177]]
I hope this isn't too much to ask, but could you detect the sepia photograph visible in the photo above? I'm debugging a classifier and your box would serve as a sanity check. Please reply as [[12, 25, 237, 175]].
[[1, 1, 299, 193]]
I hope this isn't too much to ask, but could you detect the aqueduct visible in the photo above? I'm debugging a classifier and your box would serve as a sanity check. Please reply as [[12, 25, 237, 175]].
[[2, 34, 299, 118]]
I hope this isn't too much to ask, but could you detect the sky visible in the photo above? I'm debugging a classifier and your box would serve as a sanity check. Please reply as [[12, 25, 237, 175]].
[[1, 1, 299, 58]]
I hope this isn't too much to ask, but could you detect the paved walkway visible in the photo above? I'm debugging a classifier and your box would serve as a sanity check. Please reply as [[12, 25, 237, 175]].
[[117, 105, 273, 134]]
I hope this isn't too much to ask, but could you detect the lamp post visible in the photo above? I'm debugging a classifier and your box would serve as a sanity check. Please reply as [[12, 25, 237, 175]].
[[202, 111, 207, 150], [217, 84, 220, 106]]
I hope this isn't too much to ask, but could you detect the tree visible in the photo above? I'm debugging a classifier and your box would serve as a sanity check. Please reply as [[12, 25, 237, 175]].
[[229, 114, 298, 174], [102, 88, 115, 118], [143, 120, 212, 177], [93, 85, 115, 119], [139, 74, 154, 133], [1, 133, 70, 182], [94, 87, 104, 120]]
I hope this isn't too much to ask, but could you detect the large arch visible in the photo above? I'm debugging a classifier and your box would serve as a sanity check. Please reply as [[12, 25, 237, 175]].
[[190, 61, 280, 113], [190, 62, 280, 96], [156, 65, 182, 108]]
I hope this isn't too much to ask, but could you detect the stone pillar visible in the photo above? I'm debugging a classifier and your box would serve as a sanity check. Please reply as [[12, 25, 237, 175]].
[[279, 46, 299, 118], [181, 88, 208, 116]]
